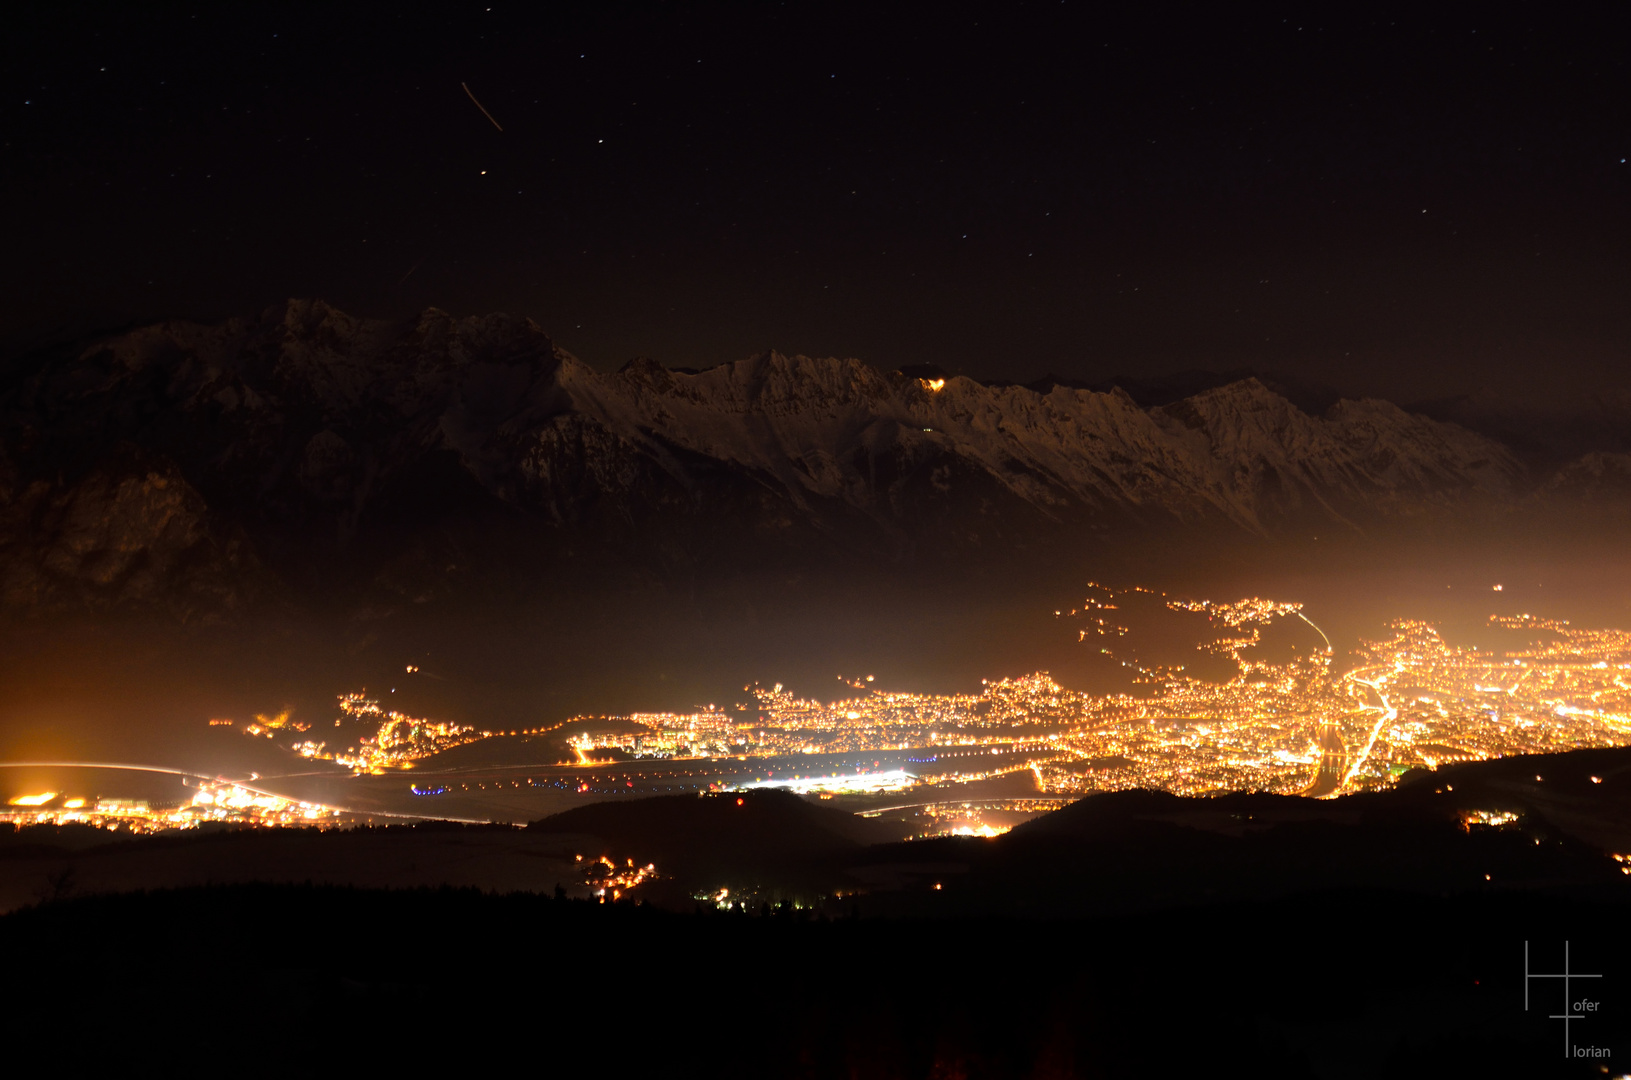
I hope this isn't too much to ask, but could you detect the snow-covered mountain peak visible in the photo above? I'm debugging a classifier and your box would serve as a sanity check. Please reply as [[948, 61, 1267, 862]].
[[10, 303, 1555, 578], [11, 301, 1619, 616]]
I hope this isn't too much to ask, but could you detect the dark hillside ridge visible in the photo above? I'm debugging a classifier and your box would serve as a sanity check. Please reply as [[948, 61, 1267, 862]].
[[528, 788, 903, 898], [513, 745, 1631, 914], [0, 746, 1628, 918], [529, 787, 896, 851], [8, 881, 1621, 1077]]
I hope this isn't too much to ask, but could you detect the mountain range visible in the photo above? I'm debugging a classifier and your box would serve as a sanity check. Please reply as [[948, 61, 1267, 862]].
[[0, 299, 1622, 618]]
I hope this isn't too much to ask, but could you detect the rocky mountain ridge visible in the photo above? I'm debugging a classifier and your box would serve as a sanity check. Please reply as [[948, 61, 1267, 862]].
[[0, 299, 1610, 616]]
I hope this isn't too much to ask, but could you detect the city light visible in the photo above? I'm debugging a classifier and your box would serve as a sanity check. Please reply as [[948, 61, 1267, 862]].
[[0, 781, 345, 832], [743, 769, 915, 794], [559, 586, 1631, 801], [26, 587, 1630, 842]]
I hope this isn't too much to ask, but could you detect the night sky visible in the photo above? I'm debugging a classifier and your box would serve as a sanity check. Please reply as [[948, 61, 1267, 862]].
[[4, 2, 1628, 406]]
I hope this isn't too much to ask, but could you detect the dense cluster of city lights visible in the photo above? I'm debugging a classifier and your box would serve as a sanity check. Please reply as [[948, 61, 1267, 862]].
[[567, 707, 736, 760], [243, 692, 485, 774], [1331, 614, 1631, 791], [142, 586, 1631, 824], [0, 781, 343, 832], [565, 588, 1631, 800]]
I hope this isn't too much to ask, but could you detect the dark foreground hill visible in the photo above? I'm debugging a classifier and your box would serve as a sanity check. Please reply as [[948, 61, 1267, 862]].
[[833, 746, 1631, 918], [508, 746, 1631, 914], [5, 746, 1631, 917], [6, 748, 1631, 1074], [527, 787, 902, 902], [2, 882, 1624, 1078]]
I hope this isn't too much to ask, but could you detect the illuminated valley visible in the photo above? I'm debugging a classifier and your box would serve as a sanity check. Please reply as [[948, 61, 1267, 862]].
[[11, 587, 1631, 841], [454, 585, 1631, 815]]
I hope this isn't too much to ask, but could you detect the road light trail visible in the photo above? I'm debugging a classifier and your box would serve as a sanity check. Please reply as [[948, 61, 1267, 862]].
[[1341, 676, 1397, 791]]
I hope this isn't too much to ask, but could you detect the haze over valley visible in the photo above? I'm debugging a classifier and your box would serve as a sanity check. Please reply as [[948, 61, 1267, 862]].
[[3, 300, 1630, 781]]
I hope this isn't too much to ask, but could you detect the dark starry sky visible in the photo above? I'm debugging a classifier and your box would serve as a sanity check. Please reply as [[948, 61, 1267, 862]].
[[3, 1, 1628, 406]]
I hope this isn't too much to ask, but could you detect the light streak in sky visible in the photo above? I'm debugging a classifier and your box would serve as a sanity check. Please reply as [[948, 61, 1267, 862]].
[[1297, 612, 1333, 653], [396, 256, 426, 285], [462, 81, 504, 131]]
